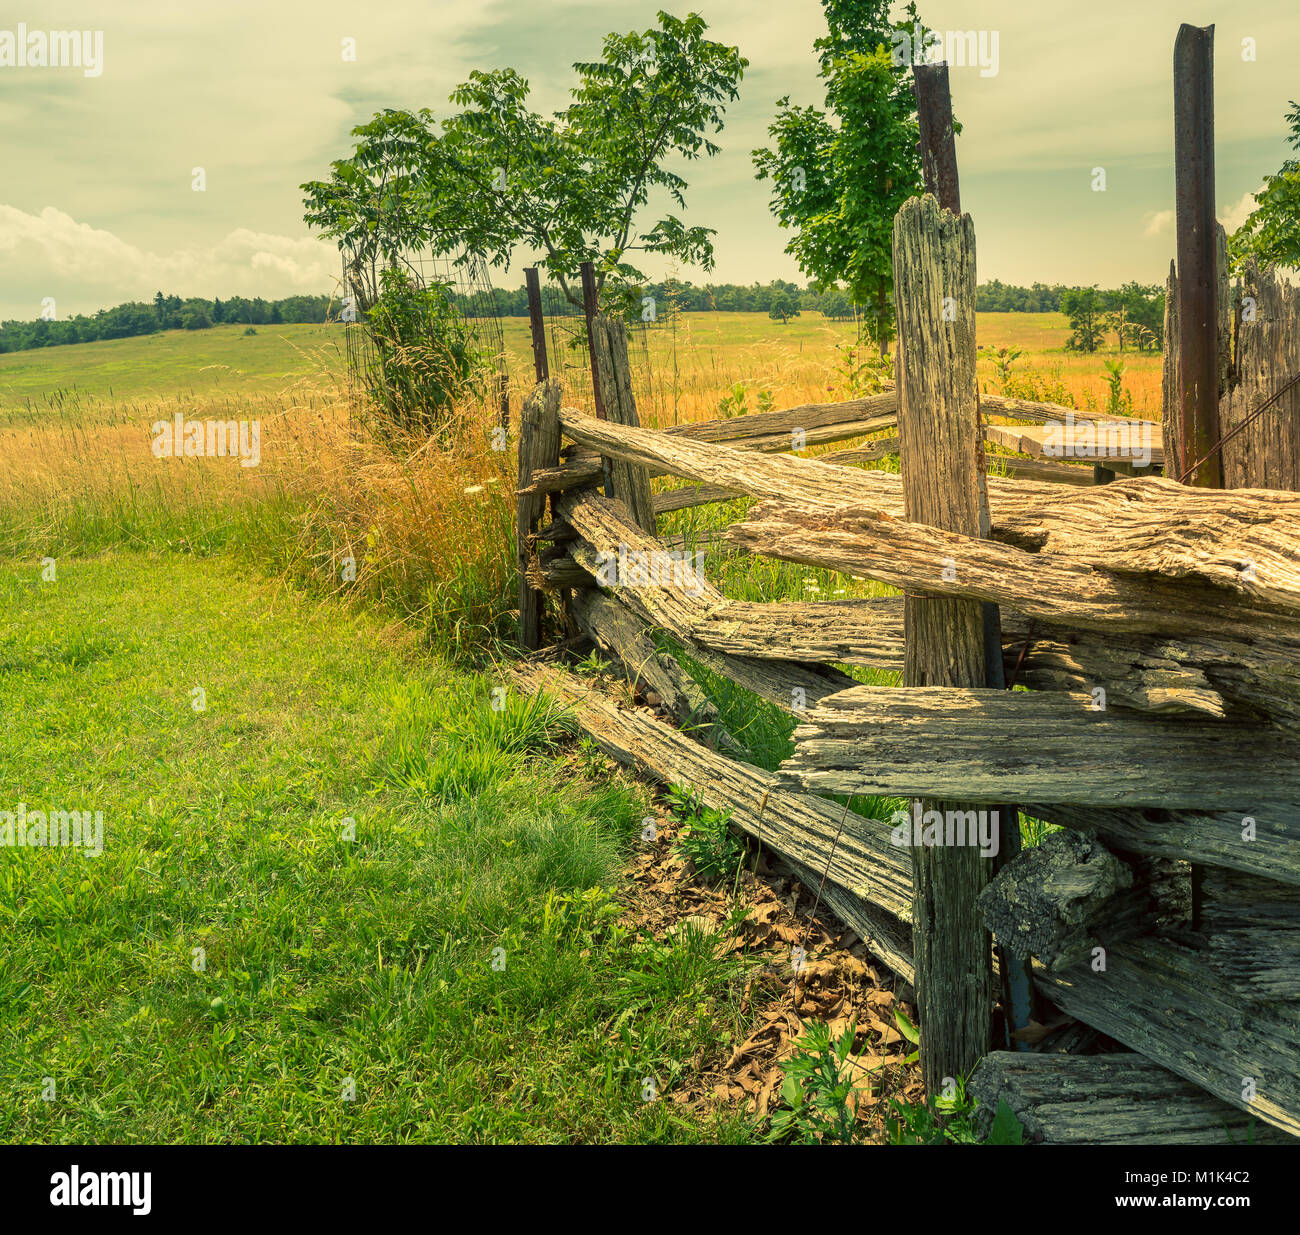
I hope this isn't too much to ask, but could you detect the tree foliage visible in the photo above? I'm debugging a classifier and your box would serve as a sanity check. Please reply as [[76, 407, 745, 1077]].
[[753, 1, 927, 351], [302, 11, 746, 308], [1231, 100, 1300, 274]]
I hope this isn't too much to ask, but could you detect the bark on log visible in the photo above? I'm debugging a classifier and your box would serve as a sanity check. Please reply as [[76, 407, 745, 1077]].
[[503, 663, 916, 924], [779, 684, 1300, 812], [661, 392, 897, 444], [970, 1052, 1296, 1145], [977, 831, 1151, 971]]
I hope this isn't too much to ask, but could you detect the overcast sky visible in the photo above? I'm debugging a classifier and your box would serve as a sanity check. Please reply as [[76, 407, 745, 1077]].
[[0, 0, 1295, 320]]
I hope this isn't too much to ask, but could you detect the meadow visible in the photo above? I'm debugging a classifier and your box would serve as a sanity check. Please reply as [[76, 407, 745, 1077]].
[[0, 306, 1159, 1142]]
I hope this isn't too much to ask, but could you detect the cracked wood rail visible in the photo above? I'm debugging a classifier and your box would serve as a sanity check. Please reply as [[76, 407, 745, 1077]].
[[778, 684, 1300, 813]]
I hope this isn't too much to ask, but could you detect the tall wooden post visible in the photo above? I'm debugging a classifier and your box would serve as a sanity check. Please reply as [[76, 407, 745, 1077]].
[[1173, 23, 1222, 489], [914, 63, 1032, 1048], [893, 194, 995, 1095], [516, 380, 562, 650], [590, 315, 657, 533], [580, 260, 614, 498], [524, 267, 549, 383]]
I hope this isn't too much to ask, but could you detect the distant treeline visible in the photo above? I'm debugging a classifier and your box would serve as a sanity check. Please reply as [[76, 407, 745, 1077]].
[[0, 278, 1165, 356], [0, 293, 333, 354]]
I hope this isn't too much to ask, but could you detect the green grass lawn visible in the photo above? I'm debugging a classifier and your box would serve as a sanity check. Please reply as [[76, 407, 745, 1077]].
[[0, 551, 753, 1143]]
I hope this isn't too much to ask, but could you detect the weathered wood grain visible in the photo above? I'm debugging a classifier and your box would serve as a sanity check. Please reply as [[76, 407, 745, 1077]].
[[1035, 937, 1300, 1137], [893, 193, 995, 1091], [559, 491, 858, 713], [591, 316, 656, 533], [516, 380, 563, 650], [970, 1052, 1296, 1145], [779, 684, 1300, 811]]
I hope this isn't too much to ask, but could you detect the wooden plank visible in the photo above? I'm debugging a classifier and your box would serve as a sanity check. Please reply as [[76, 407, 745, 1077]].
[[515, 380, 562, 649], [779, 684, 1300, 811], [893, 192, 994, 1092], [970, 1052, 1296, 1145], [661, 393, 897, 444], [1221, 260, 1300, 489], [985, 421, 1164, 466], [503, 662, 916, 923]]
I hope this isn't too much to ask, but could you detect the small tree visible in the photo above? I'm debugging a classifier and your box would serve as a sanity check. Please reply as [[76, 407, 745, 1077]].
[[1061, 287, 1106, 353], [768, 290, 800, 324], [303, 12, 747, 308], [753, 1, 928, 356]]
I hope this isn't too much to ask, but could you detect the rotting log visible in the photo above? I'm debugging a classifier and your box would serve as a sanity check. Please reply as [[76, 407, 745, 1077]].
[[970, 1052, 1296, 1145], [892, 192, 994, 1093], [516, 380, 563, 650], [568, 589, 737, 753], [1034, 936, 1300, 1137], [976, 831, 1152, 971], [591, 316, 657, 533], [503, 663, 916, 925], [778, 684, 1300, 812], [558, 490, 858, 713]]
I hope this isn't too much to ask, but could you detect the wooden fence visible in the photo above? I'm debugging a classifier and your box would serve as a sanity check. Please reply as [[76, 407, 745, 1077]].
[[507, 204, 1300, 1143]]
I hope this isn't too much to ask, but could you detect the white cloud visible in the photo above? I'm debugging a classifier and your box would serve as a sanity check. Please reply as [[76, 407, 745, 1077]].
[[1143, 209, 1173, 238], [1219, 189, 1262, 233], [0, 205, 338, 314]]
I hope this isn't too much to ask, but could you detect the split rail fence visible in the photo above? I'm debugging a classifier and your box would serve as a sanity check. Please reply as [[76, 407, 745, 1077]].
[[506, 35, 1300, 1145]]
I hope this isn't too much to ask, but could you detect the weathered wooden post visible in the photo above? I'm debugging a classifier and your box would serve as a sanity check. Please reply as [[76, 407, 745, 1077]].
[[1173, 22, 1223, 489], [580, 260, 615, 499], [590, 316, 657, 534], [893, 192, 995, 1094], [914, 62, 1032, 1048], [524, 267, 549, 383], [516, 380, 562, 650]]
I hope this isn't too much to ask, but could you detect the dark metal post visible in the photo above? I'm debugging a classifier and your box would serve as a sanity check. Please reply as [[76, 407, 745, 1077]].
[[524, 266, 549, 383], [913, 60, 1034, 1049], [1173, 23, 1223, 490]]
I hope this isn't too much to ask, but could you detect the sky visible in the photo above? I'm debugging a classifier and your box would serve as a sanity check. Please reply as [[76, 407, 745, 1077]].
[[0, 0, 1295, 321]]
